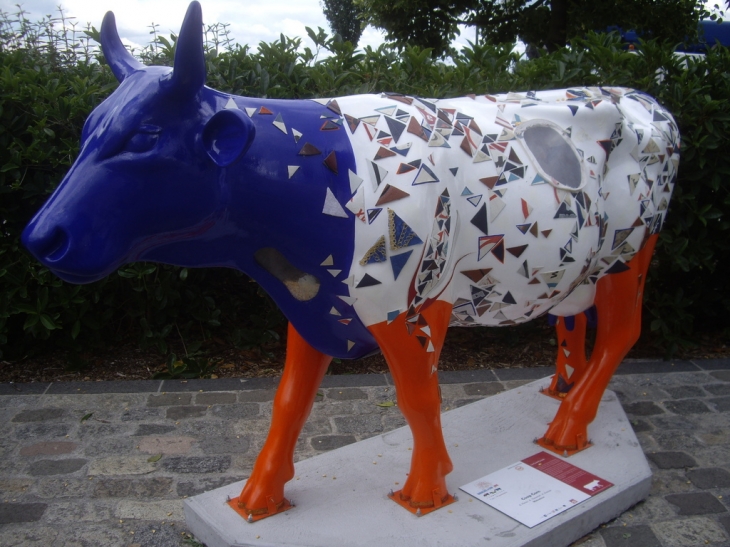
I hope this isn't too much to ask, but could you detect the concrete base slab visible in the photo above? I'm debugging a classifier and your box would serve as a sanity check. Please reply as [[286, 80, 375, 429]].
[[184, 377, 651, 547]]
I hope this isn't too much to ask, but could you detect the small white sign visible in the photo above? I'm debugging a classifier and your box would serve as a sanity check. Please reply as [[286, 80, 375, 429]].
[[460, 451, 613, 528]]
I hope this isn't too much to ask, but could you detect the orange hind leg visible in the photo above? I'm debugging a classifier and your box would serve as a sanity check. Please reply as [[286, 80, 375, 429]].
[[546, 312, 589, 399], [539, 234, 657, 455], [368, 300, 455, 514]]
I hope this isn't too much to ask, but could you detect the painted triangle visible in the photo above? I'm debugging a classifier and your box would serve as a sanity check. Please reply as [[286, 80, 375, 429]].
[[390, 250, 413, 280], [376, 184, 410, 206]]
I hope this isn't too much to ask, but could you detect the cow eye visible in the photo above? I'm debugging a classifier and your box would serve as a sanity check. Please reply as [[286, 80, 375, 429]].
[[123, 125, 161, 153]]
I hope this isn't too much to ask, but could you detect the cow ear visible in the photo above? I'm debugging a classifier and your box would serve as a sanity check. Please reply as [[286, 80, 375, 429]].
[[203, 109, 256, 167]]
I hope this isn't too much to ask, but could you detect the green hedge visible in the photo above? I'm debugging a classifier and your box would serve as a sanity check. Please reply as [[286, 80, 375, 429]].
[[1, 11, 728, 361]]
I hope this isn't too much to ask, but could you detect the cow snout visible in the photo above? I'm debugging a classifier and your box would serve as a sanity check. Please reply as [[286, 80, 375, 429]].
[[22, 223, 70, 265]]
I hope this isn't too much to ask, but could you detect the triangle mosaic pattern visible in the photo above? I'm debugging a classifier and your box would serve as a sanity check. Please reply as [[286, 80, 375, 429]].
[[206, 88, 677, 357]]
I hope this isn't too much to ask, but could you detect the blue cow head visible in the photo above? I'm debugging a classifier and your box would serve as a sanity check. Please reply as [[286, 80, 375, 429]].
[[22, 2, 255, 283]]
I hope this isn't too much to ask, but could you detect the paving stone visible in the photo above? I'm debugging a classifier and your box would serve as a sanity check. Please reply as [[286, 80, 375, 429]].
[[209, 403, 260, 420], [693, 446, 730, 467], [686, 468, 730, 489], [147, 393, 192, 407], [28, 458, 87, 476], [83, 436, 135, 457], [76, 422, 130, 440], [127, 522, 186, 547], [0, 478, 33, 493], [709, 396, 730, 412], [663, 399, 712, 415], [238, 389, 276, 402], [35, 478, 90, 498], [165, 405, 207, 420], [711, 371, 730, 382], [138, 435, 196, 455], [649, 415, 698, 430], [92, 477, 174, 498], [326, 388, 368, 400], [0, 526, 60, 546], [11, 408, 67, 422], [311, 435, 357, 451], [132, 424, 177, 436], [665, 492, 728, 515], [600, 524, 661, 547], [115, 499, 185, 521], [718, 514, 730, 536], [462, 382, 505, 397], [662, 385, 706, 399], [652, 516, 728, 547], [43, 500, 112, 524], [334, 414, 384, 436], [121, 407, 164, 421], [0, 502, 47, 524], [14, 423, 70, 440], [87, 456, 157, 476], [646, 451, 698, 469], [650, 469, 696, 496], [628, 419, 653, 433], [301, 418, 333, 437], [696, 428, 730, 446], [704, 383, 730, 396], [50, 523, 128, 546], [627, 494, 680, 522], [623, 401, 664, 416], [20, 441, 78, 457], [177, 476, 247, 498], [161, 455, 231, 474], [198, 434, 251, 456], [195, 392, 237, 405], [653, 431, 703, 451]]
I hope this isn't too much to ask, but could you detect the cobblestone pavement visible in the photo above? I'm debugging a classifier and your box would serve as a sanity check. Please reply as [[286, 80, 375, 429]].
[[2, 358, 730, 547]]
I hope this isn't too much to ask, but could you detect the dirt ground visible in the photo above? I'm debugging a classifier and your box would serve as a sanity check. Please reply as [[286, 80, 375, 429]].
[[1, 318, 728, 385]]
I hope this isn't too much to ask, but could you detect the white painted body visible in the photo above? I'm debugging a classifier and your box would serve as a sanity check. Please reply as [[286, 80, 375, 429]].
[[335, 88, 678, 331]]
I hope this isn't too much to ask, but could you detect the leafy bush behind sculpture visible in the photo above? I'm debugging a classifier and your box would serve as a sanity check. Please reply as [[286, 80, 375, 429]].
[[1, 10, 727, 361]]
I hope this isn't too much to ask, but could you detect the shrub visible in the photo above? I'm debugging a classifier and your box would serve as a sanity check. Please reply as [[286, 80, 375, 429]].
[[1, 10, 727, 363]]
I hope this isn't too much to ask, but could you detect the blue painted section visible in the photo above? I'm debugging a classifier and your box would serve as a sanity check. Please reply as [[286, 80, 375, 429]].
[[21, 1, 377, 359]]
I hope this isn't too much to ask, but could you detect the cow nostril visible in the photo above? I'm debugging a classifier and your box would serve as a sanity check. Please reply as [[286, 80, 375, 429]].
[[42, 227, 70, 263]]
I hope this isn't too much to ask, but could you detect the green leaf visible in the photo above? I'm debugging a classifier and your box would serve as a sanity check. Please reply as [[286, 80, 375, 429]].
[[80, 413, 93, 422], [376, 401, 396, 407], [147, 454, 162, 462]]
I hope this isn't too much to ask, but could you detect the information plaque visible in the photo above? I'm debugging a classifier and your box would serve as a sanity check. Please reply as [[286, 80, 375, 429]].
[[460, 451, 614, 528]]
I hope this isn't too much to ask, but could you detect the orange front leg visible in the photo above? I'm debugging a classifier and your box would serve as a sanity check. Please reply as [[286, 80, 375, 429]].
[[231, 323, 332, 521], [540, 235, 658, 454], [369, 300, 455, 514]]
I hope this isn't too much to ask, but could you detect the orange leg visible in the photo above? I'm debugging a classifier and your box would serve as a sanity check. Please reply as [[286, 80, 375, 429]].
[[231, 323, 332, 521], [546, 312, 588, 399], [539, 234, 658, 455], [368, 300, 455, 514]]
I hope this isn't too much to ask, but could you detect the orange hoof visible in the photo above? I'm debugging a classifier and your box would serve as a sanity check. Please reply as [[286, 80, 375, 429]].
[[388, 488, 456, 516], [227, 494, 293, 522]]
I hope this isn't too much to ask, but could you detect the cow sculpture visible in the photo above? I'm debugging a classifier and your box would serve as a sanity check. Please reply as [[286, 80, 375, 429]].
[[22, 2, 679, 521]]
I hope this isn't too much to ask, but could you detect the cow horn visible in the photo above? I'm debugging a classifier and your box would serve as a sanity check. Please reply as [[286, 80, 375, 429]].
[[100, 11, 144, 83], [169, 1, 206, 96]]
